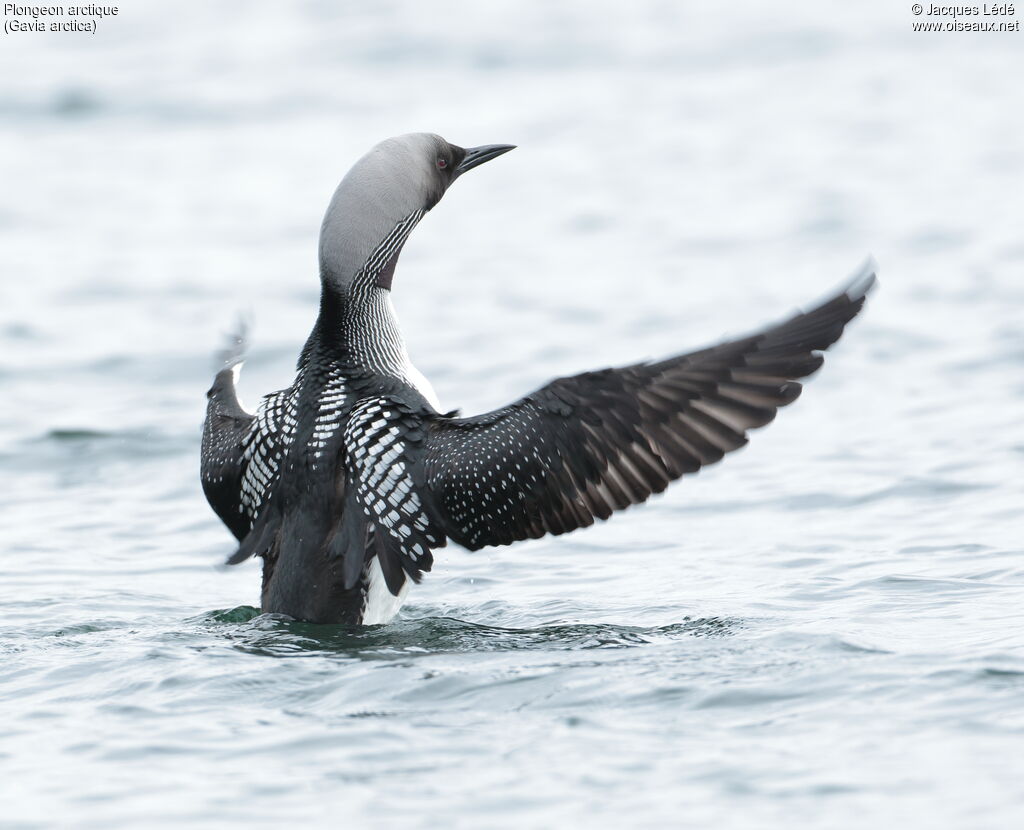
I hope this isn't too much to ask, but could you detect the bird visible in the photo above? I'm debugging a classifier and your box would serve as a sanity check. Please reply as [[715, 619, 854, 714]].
[[201, 132, 875, 626]]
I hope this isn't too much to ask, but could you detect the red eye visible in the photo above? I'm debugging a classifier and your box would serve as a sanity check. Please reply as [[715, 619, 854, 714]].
[[436, 158, 448, 170]]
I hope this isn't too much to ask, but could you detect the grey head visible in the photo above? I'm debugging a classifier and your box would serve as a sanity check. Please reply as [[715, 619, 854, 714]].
[[319, 133, 515, 292]]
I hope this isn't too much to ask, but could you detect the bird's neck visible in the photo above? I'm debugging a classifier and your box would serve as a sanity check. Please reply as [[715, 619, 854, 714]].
[[325, 280, 409, 370], [307, 282, 440, 409], [309, 208, 438, 406]]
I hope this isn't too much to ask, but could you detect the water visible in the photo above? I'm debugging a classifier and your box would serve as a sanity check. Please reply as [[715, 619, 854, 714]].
[[2, 1, 1023, 826]]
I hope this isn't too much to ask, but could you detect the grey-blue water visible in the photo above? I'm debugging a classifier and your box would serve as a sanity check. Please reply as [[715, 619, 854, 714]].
[[2, 1, 1023, 827]]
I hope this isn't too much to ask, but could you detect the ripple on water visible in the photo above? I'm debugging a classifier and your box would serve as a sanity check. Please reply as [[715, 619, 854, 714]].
[[2, 3, 1024, 826], [194, 608, 741, 660]]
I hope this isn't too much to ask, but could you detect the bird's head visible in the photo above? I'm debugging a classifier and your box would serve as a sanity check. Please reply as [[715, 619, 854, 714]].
[[319, 133, 515, 292]]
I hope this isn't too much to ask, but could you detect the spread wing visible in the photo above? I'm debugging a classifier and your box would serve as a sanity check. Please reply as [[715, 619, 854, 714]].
[[201, 365, 253, 540], [201, 327, 299, 540], [421, 271, 876, 551]]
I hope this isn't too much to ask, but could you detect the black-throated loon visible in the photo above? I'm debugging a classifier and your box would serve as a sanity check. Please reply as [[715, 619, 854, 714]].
[[201, 132, 875, 625]]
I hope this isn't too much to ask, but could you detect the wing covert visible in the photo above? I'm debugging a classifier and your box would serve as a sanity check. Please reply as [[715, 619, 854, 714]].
[[333, 397, 448, 593]]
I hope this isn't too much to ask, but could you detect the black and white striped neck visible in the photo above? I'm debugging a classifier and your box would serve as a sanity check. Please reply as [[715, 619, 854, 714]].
[[311, 210, 440, 409]]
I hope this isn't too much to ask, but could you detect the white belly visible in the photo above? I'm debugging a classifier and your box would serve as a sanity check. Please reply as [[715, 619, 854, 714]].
[[361, 556, 411, 625]]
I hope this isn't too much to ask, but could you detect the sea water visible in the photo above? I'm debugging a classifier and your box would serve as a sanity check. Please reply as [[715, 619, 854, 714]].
[[1, 1, 1022, 826]]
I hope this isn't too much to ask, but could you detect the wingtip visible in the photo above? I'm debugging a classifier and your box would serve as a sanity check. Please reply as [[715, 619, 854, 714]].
[[214, 315, 250, 374], [844, 256, 879, 302]]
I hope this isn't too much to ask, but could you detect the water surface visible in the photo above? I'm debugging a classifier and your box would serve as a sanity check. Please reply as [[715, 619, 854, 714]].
[[2, 1, 1023, 827]]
